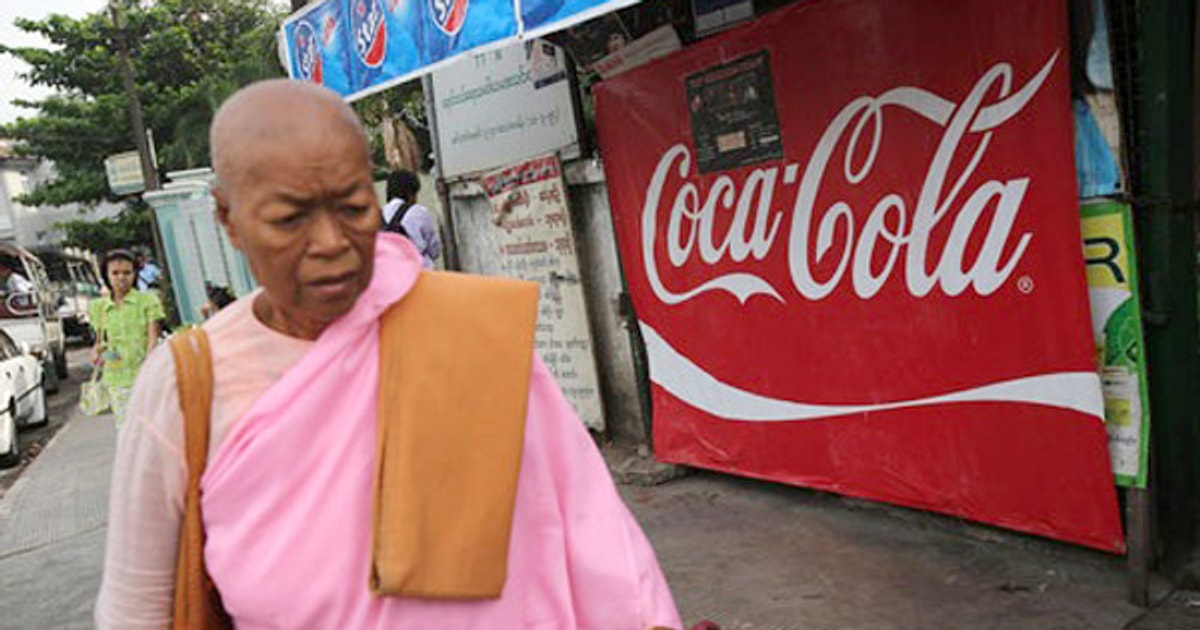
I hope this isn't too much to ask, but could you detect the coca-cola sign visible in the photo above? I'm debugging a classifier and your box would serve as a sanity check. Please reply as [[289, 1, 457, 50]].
[[595, 0, 1123, 551]]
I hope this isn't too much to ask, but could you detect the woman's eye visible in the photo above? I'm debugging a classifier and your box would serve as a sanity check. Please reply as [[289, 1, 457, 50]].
[[275, 213, 305, 227], [343, 205, 369, 216]]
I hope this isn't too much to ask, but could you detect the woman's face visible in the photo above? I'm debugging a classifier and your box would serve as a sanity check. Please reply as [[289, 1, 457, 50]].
[[107, 259, 135, 297], [215, 123, 379, 332]]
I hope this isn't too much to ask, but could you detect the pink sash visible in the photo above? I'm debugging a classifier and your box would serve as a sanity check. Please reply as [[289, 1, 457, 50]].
[[199, 234, 681, 630]]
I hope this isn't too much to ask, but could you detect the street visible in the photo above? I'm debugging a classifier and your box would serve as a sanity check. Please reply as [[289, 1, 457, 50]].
[[0, 349, 1164, 630]]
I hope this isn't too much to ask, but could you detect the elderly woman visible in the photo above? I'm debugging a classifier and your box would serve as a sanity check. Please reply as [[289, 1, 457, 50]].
[[95, 80, 681, 630], [89, 249, 164, 426]]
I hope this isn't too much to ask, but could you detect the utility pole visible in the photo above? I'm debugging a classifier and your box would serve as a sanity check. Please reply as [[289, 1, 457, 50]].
[[109, 2, 159, 193]]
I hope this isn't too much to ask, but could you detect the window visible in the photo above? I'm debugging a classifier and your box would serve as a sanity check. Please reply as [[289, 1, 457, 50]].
[[0, 331, 19, 360]]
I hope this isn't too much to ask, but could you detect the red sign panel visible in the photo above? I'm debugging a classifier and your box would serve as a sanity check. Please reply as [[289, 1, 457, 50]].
[[595, 0, 1123, 551]]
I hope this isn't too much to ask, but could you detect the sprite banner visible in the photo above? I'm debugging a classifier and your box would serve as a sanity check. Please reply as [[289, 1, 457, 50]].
[[281, 0, 639, 101], [1081, 200, 1151, 488]]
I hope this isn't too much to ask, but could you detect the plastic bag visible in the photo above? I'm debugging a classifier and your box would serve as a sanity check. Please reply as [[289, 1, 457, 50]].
[[79, 368, 110, 416]]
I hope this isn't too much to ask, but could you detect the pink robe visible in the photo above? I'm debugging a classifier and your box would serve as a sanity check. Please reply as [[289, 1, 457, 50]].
[[199, 235, 681, 629]]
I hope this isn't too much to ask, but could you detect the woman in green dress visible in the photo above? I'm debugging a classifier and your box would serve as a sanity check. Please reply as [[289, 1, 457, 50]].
[[89, 249, 164, 427]]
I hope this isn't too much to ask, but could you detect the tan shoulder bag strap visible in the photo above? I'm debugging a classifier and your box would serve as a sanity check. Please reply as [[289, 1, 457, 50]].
[[169, 328, 231, 630]]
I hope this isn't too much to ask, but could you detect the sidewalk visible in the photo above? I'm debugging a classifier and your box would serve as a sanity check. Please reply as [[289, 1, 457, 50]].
[[0, 406, 1171, 630], [0, 412, 115, 630], [626, 472, 1150, 629]]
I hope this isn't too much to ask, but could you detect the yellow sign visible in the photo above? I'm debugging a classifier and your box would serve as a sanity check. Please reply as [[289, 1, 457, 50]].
[[1081, 212, 1129, 290]]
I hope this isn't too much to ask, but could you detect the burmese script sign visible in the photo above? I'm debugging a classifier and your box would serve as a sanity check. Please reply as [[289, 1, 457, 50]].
[[595, 0, 1123, 551], [482, 155, 606, 431], [432, 40, 580, 177]]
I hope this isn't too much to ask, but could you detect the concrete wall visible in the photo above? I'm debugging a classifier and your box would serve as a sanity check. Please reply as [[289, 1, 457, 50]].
[[447, 159, 649, 445]]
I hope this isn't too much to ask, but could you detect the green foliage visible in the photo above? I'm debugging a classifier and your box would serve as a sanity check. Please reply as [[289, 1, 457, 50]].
[[56, 202, 155, 255], [1, 0, 285, 207]]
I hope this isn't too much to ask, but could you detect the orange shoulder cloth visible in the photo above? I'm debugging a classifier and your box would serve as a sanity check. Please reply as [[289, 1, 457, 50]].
[[371, 270, 539, 599]]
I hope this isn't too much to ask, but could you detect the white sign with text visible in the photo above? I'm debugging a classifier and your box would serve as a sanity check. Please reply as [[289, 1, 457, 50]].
[[432, 40, 579, 178]]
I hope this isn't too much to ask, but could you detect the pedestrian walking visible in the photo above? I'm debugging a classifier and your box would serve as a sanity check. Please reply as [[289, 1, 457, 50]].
[[381, 169, 442, 269], [95, 79, 681, 630], [88, 249, 164, 428]]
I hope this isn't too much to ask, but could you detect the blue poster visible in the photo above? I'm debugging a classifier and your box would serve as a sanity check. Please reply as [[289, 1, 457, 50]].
[[283, 0, 640, 100], [348, 0, 517, 96], [523, 0, 636, 36], [283, 0, 355, 96]]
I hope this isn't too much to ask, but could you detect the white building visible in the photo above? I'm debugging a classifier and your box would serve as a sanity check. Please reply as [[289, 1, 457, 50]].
[[0, 139, 122, 249]]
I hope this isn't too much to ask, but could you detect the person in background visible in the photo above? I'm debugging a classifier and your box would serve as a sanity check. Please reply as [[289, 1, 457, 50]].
[[0, 261, 34, 294], [382, 169, 442, 269], [135, 251, 161, 291], [199, 282, 237, 320], [89, 249, 165, 427]]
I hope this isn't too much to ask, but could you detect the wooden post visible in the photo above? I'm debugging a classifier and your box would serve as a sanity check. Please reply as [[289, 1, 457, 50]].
[[1128, 487, 1152, 606]]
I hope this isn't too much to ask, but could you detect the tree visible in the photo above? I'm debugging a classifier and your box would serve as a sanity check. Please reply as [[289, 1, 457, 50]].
[[352, 81, 433, 175], [57, 201, 155, 256], [1, 0, 285, 208]]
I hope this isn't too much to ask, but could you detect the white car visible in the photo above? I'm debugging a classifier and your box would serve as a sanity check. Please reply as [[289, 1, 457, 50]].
[[0, 245, 67, 394], [0, 328, 48, 468]]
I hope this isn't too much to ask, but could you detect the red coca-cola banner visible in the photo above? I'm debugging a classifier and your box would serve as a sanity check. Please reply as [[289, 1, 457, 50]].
[[595, 0, 1123, 551]]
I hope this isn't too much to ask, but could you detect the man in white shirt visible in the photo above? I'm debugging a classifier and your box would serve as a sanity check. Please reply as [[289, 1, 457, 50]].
[[381, 169, 442, 269], [0, 262, 35, 294]]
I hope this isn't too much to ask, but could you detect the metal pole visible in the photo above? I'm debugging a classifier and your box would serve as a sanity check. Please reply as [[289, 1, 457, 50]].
[[1126, 0, 1200, 582]]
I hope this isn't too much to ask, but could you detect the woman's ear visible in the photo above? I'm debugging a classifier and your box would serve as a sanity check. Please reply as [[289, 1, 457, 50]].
[[213, 185, 243, 250]]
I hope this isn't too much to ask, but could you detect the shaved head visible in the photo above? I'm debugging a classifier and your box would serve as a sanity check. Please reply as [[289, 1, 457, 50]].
[[208, 79, 381, 340], [210, 79, 370, 200]]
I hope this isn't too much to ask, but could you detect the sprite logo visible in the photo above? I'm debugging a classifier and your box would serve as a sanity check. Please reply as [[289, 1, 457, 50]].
[[430, 0, 468, 35]]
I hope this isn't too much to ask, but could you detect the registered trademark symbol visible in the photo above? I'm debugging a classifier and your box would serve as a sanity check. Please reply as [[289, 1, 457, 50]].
[[1018, 276, 1035, 294]]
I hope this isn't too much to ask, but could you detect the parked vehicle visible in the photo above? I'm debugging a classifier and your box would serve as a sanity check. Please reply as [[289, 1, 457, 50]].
[[32, 246, 103, 346], [0, 328, 48, 467], [0, 244, 66, 392]]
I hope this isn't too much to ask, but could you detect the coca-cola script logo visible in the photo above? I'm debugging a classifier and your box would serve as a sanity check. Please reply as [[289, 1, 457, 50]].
[[642, 54, 1058, 307], [631, 51, 1102, 422]]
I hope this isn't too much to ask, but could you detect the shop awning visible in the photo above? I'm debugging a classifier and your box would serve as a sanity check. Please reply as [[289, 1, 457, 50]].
[[281, 0, 640, 101]]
